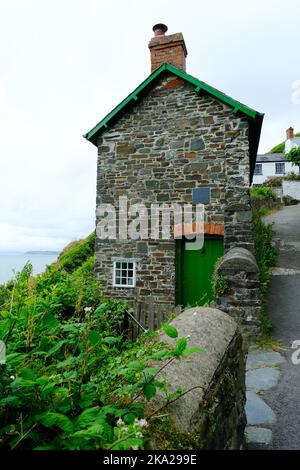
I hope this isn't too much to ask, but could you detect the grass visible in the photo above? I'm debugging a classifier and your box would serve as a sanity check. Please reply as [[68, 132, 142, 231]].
[[254, 337, 286, 352]]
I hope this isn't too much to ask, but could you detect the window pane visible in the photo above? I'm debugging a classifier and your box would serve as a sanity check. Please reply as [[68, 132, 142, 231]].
[[275, 163, 285, 174], [114, 260, 135, 287], [254, 164, 262, 175]]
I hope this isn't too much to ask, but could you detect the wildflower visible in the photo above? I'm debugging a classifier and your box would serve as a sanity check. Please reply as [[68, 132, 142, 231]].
[[116, 418, 124, 427], [9, 375, 15, 380], [138, 419, 148, 428]]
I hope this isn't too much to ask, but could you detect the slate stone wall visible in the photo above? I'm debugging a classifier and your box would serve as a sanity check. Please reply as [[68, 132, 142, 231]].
[[95, 74, 254, 315], [216, 247, 261, 337]]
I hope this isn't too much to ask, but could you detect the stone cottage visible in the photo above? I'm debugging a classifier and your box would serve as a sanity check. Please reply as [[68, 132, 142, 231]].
[[84, 24, 264, 327]]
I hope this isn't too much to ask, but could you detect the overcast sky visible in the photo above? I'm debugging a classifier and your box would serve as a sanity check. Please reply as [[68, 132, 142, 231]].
[[0, 0, 299, 252]]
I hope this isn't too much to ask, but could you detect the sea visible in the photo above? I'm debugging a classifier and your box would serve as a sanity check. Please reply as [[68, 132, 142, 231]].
[[0, 253, 59, 285]]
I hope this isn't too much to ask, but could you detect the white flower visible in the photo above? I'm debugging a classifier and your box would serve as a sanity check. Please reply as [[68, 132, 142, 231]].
[[136, 432, 143, 438], [84, 307, 93, 313], [116, 418, 124, 427], [10, 375, 15, 380], [138, 419, 148, 428]]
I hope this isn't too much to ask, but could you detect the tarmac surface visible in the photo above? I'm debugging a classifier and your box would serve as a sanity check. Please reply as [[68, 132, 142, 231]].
[[246, 204, 300, 450]]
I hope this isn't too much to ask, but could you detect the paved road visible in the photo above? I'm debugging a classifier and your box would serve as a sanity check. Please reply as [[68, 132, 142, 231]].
[[263, 204, 300, 449]]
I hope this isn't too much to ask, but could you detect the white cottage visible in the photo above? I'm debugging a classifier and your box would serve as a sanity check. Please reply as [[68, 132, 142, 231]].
[[253, 127, 300, 185]]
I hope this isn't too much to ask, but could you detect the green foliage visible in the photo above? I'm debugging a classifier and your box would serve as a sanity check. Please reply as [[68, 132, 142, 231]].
[[0, 253, 200, 450], [58, 232, 96, 273], [253, 210, 276, 282], [269, 142, 285, 153], [212, 257, 230, 297], [260, 313, 273, 335], [93, 299, 129, 336], [146, 415, 202, 450], [162, 324, 178, 339], [213, 274, 230, 297], [250, 187, 276, 200], [285, 147, 300, 167], [252, 207, 277, 336]]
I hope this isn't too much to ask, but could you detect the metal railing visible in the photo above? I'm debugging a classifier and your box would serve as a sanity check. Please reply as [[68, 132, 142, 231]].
[[124, 309, 148, 333]]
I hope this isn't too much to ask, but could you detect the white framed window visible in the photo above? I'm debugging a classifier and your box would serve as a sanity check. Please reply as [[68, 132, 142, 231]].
[[254, 164, 263, 175], [275, 162, 285, 174], [113, 259, 136, 288]]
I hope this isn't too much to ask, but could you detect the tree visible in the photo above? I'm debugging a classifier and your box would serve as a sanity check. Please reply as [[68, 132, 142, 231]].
[[286, 147, 300, 167]]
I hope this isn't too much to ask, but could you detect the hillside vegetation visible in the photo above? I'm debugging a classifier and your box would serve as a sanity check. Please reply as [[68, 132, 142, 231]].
[[269, 132, 300, 153], [0, 233, 198, 450]]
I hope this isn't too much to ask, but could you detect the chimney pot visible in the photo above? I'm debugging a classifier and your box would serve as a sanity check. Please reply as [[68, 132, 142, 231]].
[[286, 127, 294, 140], [152, 23, 168, 36], [148, 26, 188, 72]]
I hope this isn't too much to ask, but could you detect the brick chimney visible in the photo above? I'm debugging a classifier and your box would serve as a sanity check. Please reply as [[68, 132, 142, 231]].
[[286, 126, 294, 139], [148, 24, 188, 73]]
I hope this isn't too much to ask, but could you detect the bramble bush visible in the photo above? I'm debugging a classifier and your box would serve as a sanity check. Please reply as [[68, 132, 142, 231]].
[[0, 242, 201, 450]]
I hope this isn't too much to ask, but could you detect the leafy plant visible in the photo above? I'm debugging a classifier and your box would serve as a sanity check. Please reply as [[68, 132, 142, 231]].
[[250, 187, 277, 200], [285, 146, 300, 167], [213, 275, 230, 297], [0, 256, 201, 450], [212, 257, 230, 297], [252, 207, 277, 336]]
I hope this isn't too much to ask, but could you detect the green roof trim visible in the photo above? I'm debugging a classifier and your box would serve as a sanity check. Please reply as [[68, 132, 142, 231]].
[[84, 63, 263, 144]]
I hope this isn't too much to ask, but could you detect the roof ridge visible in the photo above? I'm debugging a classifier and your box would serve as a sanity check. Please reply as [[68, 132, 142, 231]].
[[84, 63, 263, 145]]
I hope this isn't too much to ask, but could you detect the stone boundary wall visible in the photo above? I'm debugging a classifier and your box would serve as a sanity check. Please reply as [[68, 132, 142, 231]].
[[251, 196, 281, 212], [282, 180, 300, 201], [215, 247, 261, 336], [150, 307, 246, 450], [270, 186, 283, 201]]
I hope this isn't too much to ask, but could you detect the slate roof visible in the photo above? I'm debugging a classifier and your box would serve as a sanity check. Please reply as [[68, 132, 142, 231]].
[[256, 153, 286, 163]]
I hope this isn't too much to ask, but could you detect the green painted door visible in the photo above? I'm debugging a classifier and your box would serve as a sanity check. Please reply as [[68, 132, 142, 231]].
[[176, 236, 224, 307]]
